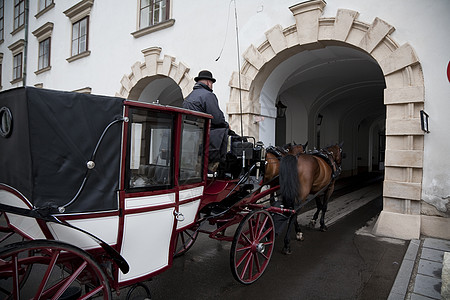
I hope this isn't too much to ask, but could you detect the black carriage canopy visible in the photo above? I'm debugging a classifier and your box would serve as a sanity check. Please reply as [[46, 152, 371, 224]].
[[0, 87, 124, 214]]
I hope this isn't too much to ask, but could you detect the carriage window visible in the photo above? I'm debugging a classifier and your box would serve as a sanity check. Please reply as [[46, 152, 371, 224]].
[[179, 115, 205, 185], [127, 108, 174, 190]]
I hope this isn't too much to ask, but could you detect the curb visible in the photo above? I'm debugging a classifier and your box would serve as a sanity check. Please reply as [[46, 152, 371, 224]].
[[388, 239, 420, 299]]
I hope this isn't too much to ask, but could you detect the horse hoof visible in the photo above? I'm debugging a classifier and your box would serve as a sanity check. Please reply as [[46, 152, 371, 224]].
[[309, 220, 316, 228], [282, 247, 292, 255], [296, 232, 305, 241], [320, 225, 328, 232]]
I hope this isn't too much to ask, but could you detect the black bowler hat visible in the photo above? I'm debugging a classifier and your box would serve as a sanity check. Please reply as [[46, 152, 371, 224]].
[[194, 70, 216, 83]]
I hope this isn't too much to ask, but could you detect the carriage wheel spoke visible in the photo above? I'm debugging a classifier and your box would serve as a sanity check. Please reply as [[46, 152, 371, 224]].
[[11, 254, 19, 300], [35, 250, 61, 299], [51, 261, 88, 299]]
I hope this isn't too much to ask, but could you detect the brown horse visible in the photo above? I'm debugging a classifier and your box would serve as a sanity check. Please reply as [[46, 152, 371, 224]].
[[263, 142, 307, 186], [279, 143, 343, 254]]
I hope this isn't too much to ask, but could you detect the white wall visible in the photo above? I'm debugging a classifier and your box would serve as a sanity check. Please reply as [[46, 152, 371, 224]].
[[1, 0, 449, 212]]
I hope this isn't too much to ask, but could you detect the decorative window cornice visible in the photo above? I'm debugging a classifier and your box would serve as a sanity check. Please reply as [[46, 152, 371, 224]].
[[63, 0, 94, 23], [8, 39, 25, 55], [32, 22, 54, 41]]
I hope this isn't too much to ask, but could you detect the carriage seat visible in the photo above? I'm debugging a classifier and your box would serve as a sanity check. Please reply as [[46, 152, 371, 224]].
[[228, 136, 253, 159]]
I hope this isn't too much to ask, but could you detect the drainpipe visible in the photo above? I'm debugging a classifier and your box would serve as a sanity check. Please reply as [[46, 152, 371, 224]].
[[22, 0, 29, 86]]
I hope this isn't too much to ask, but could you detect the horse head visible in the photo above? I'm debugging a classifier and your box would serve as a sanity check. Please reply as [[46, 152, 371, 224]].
[[326, 143, 343, 166], [284, 141, 308, 156]]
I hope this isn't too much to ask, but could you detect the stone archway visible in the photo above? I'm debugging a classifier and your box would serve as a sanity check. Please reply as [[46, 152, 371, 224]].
[[116, 47, 194, 100], [227, 0, 425, 239]]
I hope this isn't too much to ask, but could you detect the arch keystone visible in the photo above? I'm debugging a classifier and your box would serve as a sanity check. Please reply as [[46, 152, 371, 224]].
[[289, 0, 326, 45]]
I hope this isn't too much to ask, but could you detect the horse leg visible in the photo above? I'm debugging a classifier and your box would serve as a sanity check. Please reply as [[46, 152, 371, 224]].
[[319, 199, 328, 231], [294, 212, 304, 241], [309, 198, 322, 228], [319, 185, 334, 231], [282, 215, 296, 255]]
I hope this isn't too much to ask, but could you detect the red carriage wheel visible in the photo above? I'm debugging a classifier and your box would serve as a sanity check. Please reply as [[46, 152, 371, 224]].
[[0, 239, 112, 299], [174, 226, 199, 258], [230, 210, 275, 284]]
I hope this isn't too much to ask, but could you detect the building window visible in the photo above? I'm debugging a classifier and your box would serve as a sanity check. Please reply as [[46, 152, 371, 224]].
[[0, 0, 4, 42], [14, 0, 25, 30], [132, 0, 173, 38], [38, 38, 50, 70], [140, 0, 169, 29], [32, 22, 53, 74], [13, 53, 22, 81], [8, 39, 24, 83], [64, 0, 93, 62], [39, 0, 53, 12], [71, 17, 88, 57], [0, 53, 3, 89]]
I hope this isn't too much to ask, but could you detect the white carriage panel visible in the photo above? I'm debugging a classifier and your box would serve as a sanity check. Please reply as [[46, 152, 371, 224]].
[[0, 190, 46, 239], [5, 214, 46, 240], [176, 199, 201, 230], [47, 216, 119, 250], [179, 186, 204, 201], [119, 208, 175, 282], [125, 193, 175, 209]]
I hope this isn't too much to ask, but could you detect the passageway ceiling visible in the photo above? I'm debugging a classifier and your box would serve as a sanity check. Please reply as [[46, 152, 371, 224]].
[[277, 45, 386, 130]]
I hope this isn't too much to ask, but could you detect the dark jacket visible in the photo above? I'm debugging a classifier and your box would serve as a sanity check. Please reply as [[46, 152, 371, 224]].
[[183, 82, 229, 163], [183, 82, 229, 129]]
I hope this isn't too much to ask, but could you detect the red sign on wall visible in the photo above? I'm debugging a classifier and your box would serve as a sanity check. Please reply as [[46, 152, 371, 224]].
[[447, 61, 450, 83]]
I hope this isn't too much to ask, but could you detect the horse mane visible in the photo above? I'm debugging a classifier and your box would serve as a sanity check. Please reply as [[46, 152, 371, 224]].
[[279, 155, 299, 209]]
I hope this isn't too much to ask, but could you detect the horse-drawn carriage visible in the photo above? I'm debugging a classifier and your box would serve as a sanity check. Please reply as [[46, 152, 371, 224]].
[[0, 87, 342, 299]]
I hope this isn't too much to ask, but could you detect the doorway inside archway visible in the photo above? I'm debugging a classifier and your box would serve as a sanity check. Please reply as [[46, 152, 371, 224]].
[[267, 45, 386, 177], [128, 76, 184, 107]]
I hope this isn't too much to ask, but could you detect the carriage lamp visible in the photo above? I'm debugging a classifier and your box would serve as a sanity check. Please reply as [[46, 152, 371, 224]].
[[0, 107, 13, 138], [276, 100, 287, 118]]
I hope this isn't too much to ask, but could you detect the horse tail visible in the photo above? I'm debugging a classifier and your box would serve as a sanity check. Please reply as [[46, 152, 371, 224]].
[[279, 154, 299, 209]]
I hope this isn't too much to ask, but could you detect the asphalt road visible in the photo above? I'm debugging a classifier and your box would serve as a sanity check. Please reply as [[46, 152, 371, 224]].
[[135, 194, 408, 300]]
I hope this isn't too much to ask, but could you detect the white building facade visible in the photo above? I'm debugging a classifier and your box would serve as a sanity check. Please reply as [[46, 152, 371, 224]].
[[1, 0, 449, 240]]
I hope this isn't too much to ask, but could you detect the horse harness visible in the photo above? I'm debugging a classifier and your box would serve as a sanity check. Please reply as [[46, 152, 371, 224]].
[[309, 148, 342, 180], [265, 145, 289, 164]]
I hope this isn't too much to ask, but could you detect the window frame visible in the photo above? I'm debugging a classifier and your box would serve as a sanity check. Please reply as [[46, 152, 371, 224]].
[[71, 16, 89, 57], [38, 37, 51, 71], [132, 0, 174, 38], [13, 0, 25, 31], [63, 0, 93, 62], [12, 52, 23, 81], [38, 0, 53, 12], [125, 108, 176, 193], [0, 0, 4, 43]]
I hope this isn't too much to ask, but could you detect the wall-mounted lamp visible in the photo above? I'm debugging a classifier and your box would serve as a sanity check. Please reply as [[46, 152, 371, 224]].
[[276, 100, 287, 118], [317, 114, 323, 126], [420, 110, 430, 133]]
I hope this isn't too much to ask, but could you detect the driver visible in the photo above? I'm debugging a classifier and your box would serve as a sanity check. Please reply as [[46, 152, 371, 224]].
[[183, 70, 234, 171]]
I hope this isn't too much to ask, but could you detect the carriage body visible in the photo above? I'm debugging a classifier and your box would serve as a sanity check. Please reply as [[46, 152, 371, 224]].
[[0, 87, 216, 290]]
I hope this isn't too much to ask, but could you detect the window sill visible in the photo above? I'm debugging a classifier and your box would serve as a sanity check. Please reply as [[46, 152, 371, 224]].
[[35, 66, 51, 75], [131, 19, 175, 38], [66, 50, 91, 63], [10, 78, 23, 85], [11, 25, 25, 36], [35, 3, 55, 19]]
